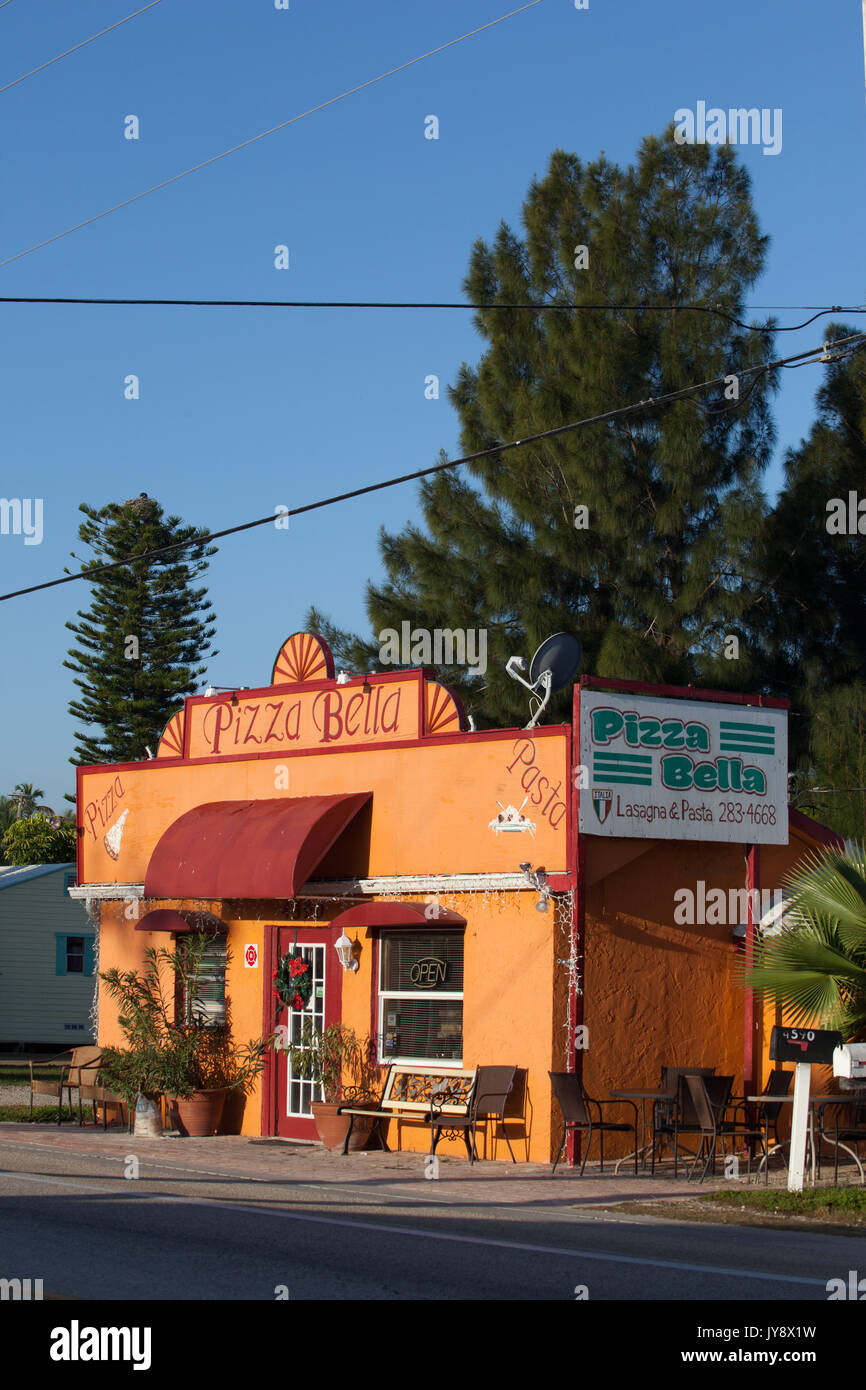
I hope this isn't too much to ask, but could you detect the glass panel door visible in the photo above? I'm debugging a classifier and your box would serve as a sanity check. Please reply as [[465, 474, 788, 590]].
[[285, 944, 326, 1118], [270, 924, 342, 1140]]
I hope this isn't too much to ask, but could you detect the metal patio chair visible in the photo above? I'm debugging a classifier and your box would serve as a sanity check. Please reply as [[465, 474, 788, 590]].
[[731, 1068, 792, 1183], [77, 1070, 129, 1130], [63, 1047, 104, 1121], [549, 1072, 639, 1176], [651, 1066, 715, 1175], [685, 1073, 765, 1183], [28, 1051, 73, 1124], [829, 1093, 866, 1185], [429, 1065, 518, 1163]]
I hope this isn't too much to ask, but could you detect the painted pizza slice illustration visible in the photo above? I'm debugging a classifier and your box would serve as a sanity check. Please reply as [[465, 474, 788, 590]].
[[104, 808, 128, 860]]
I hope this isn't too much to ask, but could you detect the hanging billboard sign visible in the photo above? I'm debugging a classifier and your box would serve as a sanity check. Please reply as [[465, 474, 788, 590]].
[[578, 690, 788, 844]]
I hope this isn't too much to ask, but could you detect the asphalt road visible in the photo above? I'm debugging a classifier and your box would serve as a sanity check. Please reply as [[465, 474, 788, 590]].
[[0, 1135, 858, 1303]]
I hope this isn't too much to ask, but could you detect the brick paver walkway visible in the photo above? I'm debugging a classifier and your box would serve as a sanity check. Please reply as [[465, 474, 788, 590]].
[[0, 1122, 754, 1207]]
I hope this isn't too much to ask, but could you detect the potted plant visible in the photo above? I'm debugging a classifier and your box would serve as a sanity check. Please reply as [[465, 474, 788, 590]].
[[99, 933, 269, 1137], [165, 1019, 268, 1136], [98, 1037, 195, 1137], [277, 1018, 379, 1150]]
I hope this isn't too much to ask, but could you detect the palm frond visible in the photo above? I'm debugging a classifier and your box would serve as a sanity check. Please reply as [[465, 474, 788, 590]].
[[782, 843, 866, 953]]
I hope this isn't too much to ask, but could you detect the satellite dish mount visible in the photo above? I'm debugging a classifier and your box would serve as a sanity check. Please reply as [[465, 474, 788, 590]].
[[505, 633, 582, 730]]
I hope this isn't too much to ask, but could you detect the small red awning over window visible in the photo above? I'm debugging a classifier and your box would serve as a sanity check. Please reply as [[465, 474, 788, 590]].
[[144, 794, 371, 900], [135, 909, 226, 933], [330, 902, 466, 929]]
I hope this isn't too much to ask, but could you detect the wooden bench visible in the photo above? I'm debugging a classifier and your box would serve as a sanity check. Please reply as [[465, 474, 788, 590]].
[[338, 1065, 477, 1156]]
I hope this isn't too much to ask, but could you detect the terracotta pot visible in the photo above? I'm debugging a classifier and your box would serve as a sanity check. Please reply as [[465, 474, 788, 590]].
[[167, 1088, 228, 1137], [311, 1101, 376, 1151]]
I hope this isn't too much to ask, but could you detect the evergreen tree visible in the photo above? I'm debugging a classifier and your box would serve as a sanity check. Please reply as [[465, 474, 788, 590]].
[[790, 683, 866, 843], [754, 335, 866, 726], [64, 495, 217, 764], [312, 132, 776, 725]]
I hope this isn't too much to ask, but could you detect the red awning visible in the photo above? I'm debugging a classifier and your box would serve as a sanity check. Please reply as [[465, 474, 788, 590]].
[[135, 909, 227, 934], [330, 901, 466, 929], [144, 794, 371, 900]]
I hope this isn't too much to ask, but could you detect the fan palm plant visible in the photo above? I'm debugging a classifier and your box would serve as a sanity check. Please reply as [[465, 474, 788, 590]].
[[742, 842, 866, 1040]]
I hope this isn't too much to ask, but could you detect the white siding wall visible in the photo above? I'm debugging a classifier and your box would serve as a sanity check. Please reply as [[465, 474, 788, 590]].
[[0, 870, 96, 1045]]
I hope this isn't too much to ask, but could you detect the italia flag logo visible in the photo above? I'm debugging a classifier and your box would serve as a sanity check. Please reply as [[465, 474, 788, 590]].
[[592, 788, 612, 824]]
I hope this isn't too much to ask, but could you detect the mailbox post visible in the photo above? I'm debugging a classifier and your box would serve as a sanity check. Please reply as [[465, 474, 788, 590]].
[[769, 1027, 841, 1192]]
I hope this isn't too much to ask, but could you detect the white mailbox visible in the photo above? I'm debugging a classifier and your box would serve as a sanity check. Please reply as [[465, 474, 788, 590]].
[[832, 1044, 866, 1080]]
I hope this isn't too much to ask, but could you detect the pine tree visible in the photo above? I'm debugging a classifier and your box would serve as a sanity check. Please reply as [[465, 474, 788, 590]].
[[64, 495, 217, 764], [312, 132, 776, 725], [755, 335, 866, 829], [754, 334, 866, 707], [790, 683, 866, 842]]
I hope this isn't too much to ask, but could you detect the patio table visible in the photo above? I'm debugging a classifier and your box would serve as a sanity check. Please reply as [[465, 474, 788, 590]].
[[814, 1095, 865, 1183], [746, 1094, 849, 1185], [609, 1089, 676, 1173]]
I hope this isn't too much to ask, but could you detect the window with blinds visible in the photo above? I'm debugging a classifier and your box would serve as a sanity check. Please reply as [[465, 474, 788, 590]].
[[378, 931, 463, 1065], [182, 934, 227, 1026]]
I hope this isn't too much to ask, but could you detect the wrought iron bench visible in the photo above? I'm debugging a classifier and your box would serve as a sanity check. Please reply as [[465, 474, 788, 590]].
[[338, 1064, 477, 1156]]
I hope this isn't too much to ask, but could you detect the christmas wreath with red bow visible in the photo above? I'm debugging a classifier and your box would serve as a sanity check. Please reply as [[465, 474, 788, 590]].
[[273, 950, 313, 1011]]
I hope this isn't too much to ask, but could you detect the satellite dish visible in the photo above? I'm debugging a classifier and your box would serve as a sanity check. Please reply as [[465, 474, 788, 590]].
[[505, 631, 582, 729], [528, 633, 582, 693]]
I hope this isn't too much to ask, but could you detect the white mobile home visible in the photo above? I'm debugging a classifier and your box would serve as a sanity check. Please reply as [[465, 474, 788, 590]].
[[0, 864, 96, 1046]]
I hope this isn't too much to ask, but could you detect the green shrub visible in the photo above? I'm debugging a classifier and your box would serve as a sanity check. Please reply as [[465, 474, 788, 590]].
[[0, 1105, 77, 1123], [709, 1187, 866, 1217], [2, 815, 77, 865]]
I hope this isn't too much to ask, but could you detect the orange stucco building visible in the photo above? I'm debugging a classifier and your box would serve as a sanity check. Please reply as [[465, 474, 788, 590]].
[[72, 631, 841, 1162]]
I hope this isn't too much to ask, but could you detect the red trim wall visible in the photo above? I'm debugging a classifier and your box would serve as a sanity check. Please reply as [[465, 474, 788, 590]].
[[578, 674, 789, 709], [260, 925, 278, 1137], [789, 808, 846, 849], [744, 844, 760, 1099]]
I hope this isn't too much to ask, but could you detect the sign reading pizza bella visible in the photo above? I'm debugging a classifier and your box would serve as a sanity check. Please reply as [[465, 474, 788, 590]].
[[579, 690, 788, 843], [187, 677, 418, 757]]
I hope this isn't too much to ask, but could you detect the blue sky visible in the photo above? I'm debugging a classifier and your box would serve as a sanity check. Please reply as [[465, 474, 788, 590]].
[[1, 0, 864, 808]]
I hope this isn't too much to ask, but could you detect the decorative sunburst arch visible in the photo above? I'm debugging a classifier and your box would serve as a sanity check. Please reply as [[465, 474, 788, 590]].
[[270, 631, 335, 686], [424, 680, 468, 735], [156, 708, 185, 758]]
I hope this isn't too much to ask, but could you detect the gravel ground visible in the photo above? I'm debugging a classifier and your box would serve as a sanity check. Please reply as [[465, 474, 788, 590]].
[[0, 1083, 80, 1107]]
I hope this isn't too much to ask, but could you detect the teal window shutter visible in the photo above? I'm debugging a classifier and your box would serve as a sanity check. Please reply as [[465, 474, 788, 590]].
[[55, 935, 68, 976], [84, 937, 95, 975]]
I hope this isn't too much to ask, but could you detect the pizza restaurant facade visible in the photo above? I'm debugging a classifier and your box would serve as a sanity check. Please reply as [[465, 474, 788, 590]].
[[72, 631, 841, 1162]]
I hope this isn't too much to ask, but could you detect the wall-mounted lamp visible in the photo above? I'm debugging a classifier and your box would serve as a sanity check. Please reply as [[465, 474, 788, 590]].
[[520, 862, 551, 913], [334, 930, 360, 972]]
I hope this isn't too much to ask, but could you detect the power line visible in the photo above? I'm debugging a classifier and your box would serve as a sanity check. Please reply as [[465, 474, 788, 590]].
[[3, 331, 860, 607], [0, 296, 861, 333], [0, 1, 545, 270], [0, 1, 165, 96]]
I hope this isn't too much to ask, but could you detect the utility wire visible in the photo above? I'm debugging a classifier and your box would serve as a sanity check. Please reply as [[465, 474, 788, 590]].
[[0, 296, 861, 334], [2, 330, 860, 607], [0, 1, 165, 95], [0, 1, 544, 270]]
